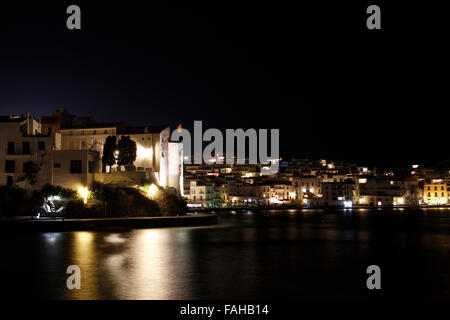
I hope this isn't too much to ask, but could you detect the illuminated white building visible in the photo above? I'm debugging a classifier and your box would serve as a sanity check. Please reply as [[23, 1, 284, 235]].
[[42, 108, 180, 189], [186, 180, 221, 208], [1, 110, 183, 194], [0, 114, 97, 193]]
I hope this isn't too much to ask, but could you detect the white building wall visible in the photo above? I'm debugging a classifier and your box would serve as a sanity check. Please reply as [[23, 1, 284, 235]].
[[0, 118, 60, 190], [168, 142, 183, 195], [52, 150, 96, 190]]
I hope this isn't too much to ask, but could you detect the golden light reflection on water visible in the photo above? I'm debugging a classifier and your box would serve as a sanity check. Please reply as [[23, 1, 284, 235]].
[[63, 228, 194, 299], [65, 231, 100, 299], [12, 210, 450, 300], [130, 229, 194, 299]]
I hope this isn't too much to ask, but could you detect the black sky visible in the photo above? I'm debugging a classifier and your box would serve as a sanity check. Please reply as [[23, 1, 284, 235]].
[[0, 1, 448, 166]]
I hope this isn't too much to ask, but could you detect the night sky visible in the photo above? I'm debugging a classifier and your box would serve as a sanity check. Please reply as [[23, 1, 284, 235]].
[[0, 1, 447, 166]]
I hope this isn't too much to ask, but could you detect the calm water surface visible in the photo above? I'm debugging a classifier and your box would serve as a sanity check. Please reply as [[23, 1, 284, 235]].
[[1, 208, 450, 299]]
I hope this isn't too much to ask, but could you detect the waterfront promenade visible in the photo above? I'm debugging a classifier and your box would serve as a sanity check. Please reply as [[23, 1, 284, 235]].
[[0, 213, 217, 232]]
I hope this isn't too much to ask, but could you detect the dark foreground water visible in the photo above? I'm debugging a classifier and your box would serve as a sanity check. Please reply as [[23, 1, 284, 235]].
[[1, 208, 450, 300]]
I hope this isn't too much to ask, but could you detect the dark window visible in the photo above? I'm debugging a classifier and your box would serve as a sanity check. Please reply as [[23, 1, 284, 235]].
[[38, 141, 45, 150], [88, 161, 94, 173], [6, 176, 13, 186], [5, 160, 15, 173], [48, 127, 52, 134], [23, 162, 32, 173], [22, 141, 30, 154], [7, 142, 14, 154], [70, 160, 82, 174], [54, 163, 61, 168]]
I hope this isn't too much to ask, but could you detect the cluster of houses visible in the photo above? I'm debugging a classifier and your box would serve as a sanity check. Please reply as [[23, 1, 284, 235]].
[[184, 159, 450, 208], [0, 109, 183, 195], [2, 109, 449, 210]]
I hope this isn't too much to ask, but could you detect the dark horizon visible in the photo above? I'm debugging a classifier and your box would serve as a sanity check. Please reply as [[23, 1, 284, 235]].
[[0, 2, 448, 166]]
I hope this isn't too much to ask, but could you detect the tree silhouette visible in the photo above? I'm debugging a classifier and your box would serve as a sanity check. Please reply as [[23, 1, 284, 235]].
[[117, 136, 137, 170], [102, 136, 117, 172], [18, 161, 40, 185]]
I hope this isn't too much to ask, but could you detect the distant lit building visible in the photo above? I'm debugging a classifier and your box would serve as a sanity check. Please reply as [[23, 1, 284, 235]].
[[186, 180, 221, 208], [256, 182, 296, 205], [320, 180, 355, 207], [423, 179, 448, 205]]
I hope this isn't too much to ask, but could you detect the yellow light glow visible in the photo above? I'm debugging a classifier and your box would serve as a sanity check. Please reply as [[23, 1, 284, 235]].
[[77, 232, 93, 243], [104, 233, 126, 244], [78, 187, 89, 204], [143, 230, 159, 244], [137, 146, 153, 159], [359, 178, 367, 184], [147, 184, 158, 197]]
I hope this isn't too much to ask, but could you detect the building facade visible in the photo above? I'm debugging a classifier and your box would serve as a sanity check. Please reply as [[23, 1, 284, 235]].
[[1, 110, 183, 194]]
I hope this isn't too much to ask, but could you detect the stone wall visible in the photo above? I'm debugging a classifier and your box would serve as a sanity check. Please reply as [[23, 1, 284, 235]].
[[93, 171, 147, 187]]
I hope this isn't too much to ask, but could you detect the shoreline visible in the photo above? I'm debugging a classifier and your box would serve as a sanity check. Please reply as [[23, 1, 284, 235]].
[[190, 205, 450, 212], [0, 214, 218, 232]]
